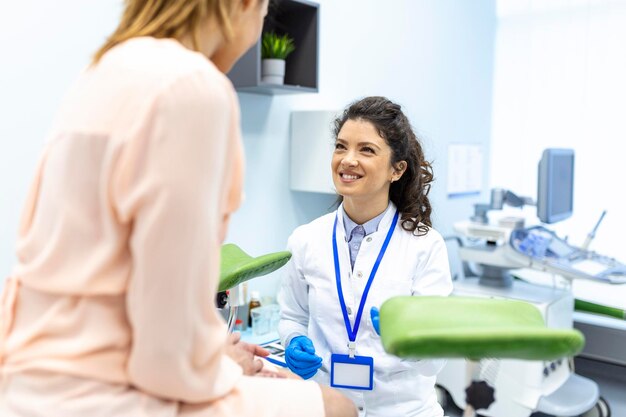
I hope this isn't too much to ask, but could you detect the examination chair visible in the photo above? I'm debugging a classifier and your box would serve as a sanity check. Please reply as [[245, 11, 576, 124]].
[[379, 296, 585, 417], [217, 243, 292, 331]]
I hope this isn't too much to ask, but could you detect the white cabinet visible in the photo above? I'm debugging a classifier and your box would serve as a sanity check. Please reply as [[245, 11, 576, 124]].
[[290, 111, 339, 194]]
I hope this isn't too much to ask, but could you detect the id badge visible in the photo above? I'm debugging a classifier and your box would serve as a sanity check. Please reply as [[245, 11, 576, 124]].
[[330, 353, 374, 390]]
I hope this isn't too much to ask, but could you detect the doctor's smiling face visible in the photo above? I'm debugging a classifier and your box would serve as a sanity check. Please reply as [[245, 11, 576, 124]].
[[332, 96, 434, 235], [332, 118, 406, 211]]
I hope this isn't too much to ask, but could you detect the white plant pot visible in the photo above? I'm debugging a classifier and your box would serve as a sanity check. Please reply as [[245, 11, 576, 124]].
[[261, 59, 286, 85]]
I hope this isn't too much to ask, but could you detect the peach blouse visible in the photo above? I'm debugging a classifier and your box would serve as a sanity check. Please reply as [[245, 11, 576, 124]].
[[0, 37, 322, 417]]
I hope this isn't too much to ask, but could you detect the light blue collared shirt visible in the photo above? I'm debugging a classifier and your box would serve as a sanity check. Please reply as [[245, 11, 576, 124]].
[[341, 203, 390, 270]]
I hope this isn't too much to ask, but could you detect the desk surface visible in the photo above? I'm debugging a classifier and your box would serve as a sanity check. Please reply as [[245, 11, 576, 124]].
[[238, 329, 280, 345], [513, 268, 626, 310]]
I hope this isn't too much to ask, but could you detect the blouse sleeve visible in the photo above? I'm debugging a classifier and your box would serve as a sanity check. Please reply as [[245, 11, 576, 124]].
[[112, 70, 242, 403]]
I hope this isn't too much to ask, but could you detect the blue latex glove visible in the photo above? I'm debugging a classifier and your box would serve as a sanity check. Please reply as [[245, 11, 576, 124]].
[[370, 306, 380, 335], [285, 336, 322, 379]]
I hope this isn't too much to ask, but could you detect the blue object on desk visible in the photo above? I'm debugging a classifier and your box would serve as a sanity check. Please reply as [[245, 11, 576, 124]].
[[264, 356, 288, 368]]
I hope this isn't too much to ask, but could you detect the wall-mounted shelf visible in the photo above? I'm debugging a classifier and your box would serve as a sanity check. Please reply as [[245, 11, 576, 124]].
[[227, 0, 319, 95]]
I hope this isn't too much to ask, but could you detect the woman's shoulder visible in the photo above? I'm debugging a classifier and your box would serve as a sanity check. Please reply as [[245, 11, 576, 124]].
[[99, 37, 233, 97]]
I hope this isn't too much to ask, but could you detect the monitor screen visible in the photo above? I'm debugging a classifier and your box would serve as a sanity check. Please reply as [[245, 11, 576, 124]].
[[537, 149, 574, 224]]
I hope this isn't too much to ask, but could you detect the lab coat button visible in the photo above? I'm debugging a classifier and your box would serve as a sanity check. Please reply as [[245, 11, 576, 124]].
[[347, 307, 352, 315], [366, 237, 372, 242], [358, 407, 364, 411], [356, 271, 363, 278]]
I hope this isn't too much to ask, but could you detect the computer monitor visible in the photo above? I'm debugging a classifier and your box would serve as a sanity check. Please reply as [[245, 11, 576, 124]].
[[537, 148, 575, 224]]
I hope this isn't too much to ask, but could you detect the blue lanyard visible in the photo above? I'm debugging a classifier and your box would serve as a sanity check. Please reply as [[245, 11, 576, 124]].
[[332, 209, 399, 344]]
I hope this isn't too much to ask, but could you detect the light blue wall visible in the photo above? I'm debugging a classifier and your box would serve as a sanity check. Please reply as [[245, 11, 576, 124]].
[[0, 0, 123, 288], [0, 1, 496, 299], [227, 0, 497, 299]]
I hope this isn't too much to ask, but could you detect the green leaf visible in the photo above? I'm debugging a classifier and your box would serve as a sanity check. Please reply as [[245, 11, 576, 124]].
[[261, 31, 296, 60]]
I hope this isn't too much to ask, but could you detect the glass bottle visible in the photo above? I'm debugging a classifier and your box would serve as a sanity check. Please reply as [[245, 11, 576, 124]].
[[248, 290, 261, 328]]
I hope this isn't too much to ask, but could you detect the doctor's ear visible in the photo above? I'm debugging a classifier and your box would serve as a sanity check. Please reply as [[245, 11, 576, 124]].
[[391, 161, 407, 182]]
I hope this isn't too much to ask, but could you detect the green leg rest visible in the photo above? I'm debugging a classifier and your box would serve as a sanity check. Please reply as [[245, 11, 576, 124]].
[[379, 296, 584, 361], [218, 244, 292, 332], [379, 296, 585, 416], [219, 244, 292, 292]]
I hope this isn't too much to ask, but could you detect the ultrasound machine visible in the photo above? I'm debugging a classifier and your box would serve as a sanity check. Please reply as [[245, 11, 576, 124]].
[[436, 149, 622, 417]]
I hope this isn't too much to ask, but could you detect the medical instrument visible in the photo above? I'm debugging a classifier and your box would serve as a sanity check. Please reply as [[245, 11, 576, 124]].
[[437, 148, 614, 416], [509, 225, 626, 284], [454, 221, 626, 286], [581, 210, 607, 251], [285, 336, 322, 379]]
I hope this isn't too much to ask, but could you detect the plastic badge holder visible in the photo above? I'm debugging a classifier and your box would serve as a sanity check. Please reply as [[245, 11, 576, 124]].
[[330, 354, 374, 390]]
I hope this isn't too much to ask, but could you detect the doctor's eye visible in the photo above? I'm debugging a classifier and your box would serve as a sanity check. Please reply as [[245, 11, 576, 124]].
[[334, 142, 346, 150], [361, 146, 375, 154]]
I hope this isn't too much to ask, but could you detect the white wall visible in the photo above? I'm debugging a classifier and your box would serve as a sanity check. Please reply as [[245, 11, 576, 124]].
[[490, 0, 626, 259], [0, 1, 497, 299], [0, 0, 122, 284], [230, 0, 497, 299]]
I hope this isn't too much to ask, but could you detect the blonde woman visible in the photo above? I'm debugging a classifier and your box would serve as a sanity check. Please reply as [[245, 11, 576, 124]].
[[0, 1, 355, 416]]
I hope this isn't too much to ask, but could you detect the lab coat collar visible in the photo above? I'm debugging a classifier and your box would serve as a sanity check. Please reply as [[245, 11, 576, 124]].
[[336, 201, 398, 241], [342, 206, 388, 240]]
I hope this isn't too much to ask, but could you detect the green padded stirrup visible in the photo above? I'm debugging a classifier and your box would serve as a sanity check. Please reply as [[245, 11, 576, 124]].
[[219, 244, 292, 292], [379, 296, 584, 361]]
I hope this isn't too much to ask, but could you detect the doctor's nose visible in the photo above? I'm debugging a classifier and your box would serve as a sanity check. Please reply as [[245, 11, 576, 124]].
[[341, 156, 358, 168]]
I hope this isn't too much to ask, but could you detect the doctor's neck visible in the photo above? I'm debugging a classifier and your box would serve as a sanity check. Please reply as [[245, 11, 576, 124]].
[[342, 195, 390, 225]]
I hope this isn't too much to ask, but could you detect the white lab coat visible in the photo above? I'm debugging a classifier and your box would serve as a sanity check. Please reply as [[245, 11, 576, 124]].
[[278, 202, 453, 417]]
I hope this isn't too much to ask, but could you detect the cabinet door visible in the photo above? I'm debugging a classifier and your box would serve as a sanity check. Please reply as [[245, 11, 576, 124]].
[[290, 111, 338, 194]]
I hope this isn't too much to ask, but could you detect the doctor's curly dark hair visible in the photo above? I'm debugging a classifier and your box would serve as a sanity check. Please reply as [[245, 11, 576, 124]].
[[333, 96, 434, 236]]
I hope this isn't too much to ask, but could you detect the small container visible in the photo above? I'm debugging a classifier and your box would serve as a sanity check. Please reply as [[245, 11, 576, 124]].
[[234, 319, 243, 332], [250, 308, 269, 336], [250, 304, 280, 336], [248, 291, 261, 328]]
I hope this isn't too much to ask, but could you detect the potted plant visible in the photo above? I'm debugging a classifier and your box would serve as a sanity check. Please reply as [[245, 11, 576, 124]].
[[261, 31, 296, 85]]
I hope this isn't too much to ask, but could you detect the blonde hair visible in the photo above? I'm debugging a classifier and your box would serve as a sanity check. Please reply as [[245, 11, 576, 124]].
[[93, 0, 236, 63]]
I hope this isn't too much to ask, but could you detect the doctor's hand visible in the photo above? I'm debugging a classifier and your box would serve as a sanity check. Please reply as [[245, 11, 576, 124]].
[[225, 332, 269, 376], [285, 336, 322, 379], [370, 306, 380, 335]]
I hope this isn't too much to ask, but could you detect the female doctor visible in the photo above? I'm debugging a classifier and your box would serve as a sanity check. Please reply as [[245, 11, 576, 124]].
[[278, 96, 453, 417]]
